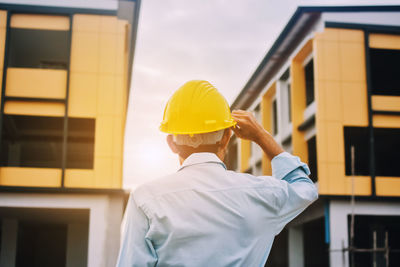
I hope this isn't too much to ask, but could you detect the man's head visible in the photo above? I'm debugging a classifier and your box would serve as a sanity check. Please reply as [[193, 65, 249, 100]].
[[160, 80, 235, 163]]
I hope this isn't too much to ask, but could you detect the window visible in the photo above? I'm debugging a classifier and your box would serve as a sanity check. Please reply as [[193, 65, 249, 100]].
[[307, 136, 318, 182], [349, 215, 400, 267], [344, 127, 400, 176], [1, 115, 95, 169], [370, 48, 400, 96], [304, 218, 329, 266], [272, 99, 278, 136], [8, 28, 69, 69], [280, 68, 291, 124], [305, 59, 314, 106]]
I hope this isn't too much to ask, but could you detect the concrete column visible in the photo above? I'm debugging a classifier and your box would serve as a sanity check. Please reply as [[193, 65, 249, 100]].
[[66, 223, 88, 267], [0, 219, 18, 267], [288, 226, 304, 267], [104, 195, 124, 267]]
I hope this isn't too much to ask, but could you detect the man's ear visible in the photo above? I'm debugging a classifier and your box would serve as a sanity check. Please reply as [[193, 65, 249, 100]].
[[166, 135, 179, 154]]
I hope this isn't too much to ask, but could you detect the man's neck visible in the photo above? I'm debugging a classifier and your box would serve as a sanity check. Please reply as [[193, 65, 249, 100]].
[[179, 151, 225, 165]]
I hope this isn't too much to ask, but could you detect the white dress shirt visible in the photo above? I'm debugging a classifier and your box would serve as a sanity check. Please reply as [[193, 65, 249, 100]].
[[116, 152, 318, 267]]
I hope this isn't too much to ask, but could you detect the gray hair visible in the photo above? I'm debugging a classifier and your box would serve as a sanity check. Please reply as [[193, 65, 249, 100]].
[[173, 130, 225, 148]]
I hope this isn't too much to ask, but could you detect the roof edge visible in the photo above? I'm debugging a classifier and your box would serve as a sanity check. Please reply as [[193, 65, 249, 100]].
[[231, 5, 400, 109]]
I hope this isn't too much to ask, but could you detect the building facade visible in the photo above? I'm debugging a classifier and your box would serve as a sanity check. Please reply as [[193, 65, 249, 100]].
[[226, 6, 400, 267], [0, 1, 140, 266]]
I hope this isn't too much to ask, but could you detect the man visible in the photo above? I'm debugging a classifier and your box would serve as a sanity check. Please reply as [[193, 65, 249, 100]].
[[116, 80, 318, 266]]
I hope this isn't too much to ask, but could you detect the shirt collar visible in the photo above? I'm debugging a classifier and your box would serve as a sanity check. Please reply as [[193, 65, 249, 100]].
[[178, 152, 227, 171]]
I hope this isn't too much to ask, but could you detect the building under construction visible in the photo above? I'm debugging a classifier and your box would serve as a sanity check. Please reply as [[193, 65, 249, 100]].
[[226, 6, 400, 267], [0, 1, 140, 266]]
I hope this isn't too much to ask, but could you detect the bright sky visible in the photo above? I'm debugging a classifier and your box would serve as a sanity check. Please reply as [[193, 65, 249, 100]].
[[123, 0, 400, 189]]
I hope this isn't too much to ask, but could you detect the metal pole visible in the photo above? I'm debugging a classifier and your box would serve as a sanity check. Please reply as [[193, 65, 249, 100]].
[[373, 231, 377, 267], [350, 145, 356, 267]]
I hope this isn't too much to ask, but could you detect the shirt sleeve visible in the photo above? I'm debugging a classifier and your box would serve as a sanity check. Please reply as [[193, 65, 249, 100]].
[[116, 193, 158, 267], [271, 152, 318, 234]]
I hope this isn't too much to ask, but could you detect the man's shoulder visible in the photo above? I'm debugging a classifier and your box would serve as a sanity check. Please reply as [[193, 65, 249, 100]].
[[132, 172, 185, 205]]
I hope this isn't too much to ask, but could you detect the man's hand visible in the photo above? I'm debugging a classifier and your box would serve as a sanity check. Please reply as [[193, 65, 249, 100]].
[[231, 110, 265, 143], [231, 110, 284, 160]]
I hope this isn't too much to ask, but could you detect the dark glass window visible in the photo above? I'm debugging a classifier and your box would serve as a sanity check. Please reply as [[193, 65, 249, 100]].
[[272, 99, 278, 135], [307, 136, 318, 182], [305, 59, 314, 106], [344, 127, 400, 176], [1, 115, 95, 169], [16, 222, 67, 267], [265, 228, 288, 267], [370, 48, 400, 96], [349, 215, 400, 267], [8, 28, 69, 69], [304, 218, 329, 267]]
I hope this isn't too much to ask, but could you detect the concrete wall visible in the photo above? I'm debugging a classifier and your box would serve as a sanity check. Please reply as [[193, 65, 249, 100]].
[[0, 193, 124, 267]]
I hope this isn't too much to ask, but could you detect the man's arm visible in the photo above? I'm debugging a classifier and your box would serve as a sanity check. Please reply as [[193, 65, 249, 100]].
[[116, 193, 157, 267], [231, 110, 318, 233]]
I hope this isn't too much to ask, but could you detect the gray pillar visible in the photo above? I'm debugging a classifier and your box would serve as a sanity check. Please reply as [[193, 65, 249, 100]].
[[0, 219, 18, 267], [288, 226, 304, 267]]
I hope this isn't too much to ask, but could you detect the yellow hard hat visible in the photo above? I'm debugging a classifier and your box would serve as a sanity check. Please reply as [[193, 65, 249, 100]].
[[160, 80, 236, 135]]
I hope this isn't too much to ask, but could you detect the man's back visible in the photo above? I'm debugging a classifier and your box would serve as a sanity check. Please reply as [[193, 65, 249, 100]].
[[117, 152, 317, 266]]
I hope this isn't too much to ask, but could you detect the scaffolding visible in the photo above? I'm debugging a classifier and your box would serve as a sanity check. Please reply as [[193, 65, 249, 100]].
[[329, 146, 400, 267]]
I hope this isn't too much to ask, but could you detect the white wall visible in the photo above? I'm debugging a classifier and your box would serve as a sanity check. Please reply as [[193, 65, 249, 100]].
[[0, 193, 124, 267]]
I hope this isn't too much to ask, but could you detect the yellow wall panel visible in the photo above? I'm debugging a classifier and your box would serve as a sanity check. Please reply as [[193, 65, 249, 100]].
[[112, 158, 122, 188], [239, 139, 251, 172], [339, 41, 366, 82], [369, 33, 400, 50], [290, 61, 308, 160], [113, 117, 125, 158], [73, 14, 100, 32], [68, 73, 97, 117], [4, 101, 64, 116], [0, 10, 6, 28], [314, 28, 371, 196], [64, 169, 95, 188], [114, 75, 126, 116], [11, 14, 69, 30], [6, 68, 67, 98], [326, 122, 345, 163], [314, 40, 341, 81], [0, 27, 5, 70], [373, 115, 400, 128], [117, 20, 128, 34], [94, 157, 113, 188], [260, 84, 275, 175], [100, 15, 118, 33], [0, 167, 61, 187], [315, 28, 339, 42], [338, 29, 364, 43], [94, 116, 114, 157], [70, 32, 99, 73], [376, 177, 400, 196], [372, 95, 400, 112], [341, 82, 368, 126], [99, 33, 117, 74], [97, 75, 115, 115], [324, 81, 342, 121]]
